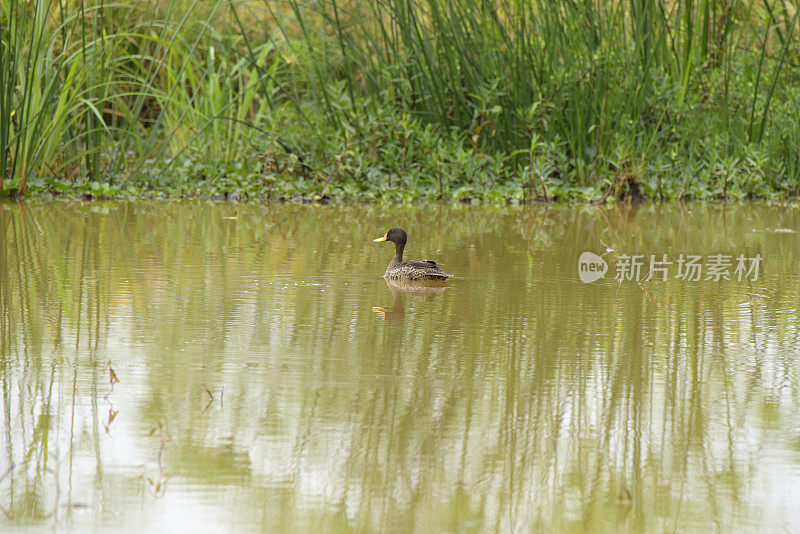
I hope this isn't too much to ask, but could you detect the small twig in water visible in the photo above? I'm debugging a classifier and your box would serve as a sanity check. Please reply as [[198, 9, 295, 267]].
[[637, 272, 661, 307], [103, 407, 119, 433], [147, 422, 169, 497], [201, 384, 215, 413], [599, 238, 615, 258], [616, 484, 633, 505], [109, 367, 119, 386]]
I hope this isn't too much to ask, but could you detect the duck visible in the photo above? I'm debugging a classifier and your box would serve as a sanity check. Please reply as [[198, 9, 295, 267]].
[[372, 227, 453, 280]]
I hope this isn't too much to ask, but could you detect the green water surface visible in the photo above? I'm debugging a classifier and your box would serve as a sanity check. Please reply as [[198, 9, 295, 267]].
[[1, 201, 799, 532]]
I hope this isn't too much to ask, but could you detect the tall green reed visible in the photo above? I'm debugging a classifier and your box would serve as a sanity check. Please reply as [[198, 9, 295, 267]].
[[2, 0, 798, 197], [0, 0, 286, 196], [283, 0, 796, 186], [1, 0, 90, 195]]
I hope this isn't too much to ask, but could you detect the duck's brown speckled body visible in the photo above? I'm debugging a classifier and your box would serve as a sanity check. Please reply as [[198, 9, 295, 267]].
[[373, 227, 453, 280]]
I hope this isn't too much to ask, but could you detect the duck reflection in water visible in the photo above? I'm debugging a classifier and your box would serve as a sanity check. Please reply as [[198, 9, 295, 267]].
[[372, 277, 448, 324]]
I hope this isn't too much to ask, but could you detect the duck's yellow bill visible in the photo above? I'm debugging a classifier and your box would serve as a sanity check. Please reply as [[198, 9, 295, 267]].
[[373, 235, 387, 242]]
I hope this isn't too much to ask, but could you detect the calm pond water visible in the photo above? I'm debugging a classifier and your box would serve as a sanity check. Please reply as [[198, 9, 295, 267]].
[[1, 200, 800, 532]]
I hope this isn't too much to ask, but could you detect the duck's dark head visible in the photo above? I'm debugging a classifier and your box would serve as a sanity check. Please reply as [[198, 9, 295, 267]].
[[373, 227, 407, 246]]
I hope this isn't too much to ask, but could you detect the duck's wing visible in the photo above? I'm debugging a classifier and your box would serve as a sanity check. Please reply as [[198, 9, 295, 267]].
[[405, 259, 453, 279], [407, 259, 442, 269]]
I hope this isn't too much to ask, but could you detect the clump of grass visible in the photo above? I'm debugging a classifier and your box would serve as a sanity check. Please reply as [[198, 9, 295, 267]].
[[281, 0, 800, 194], [1, 0, 97, 195], [1, 0, 287, 196], [3, 0, 800, 201]]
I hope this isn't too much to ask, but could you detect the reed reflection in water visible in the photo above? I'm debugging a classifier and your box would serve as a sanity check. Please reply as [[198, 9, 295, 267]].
[[1, 201, 800, 532]]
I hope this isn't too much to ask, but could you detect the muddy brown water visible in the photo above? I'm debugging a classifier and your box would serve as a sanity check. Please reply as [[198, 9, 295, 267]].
[[1, 201, 799, 532]]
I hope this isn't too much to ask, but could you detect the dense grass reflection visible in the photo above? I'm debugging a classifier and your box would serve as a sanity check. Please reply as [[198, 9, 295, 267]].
[[1, 201, 800, 531]]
